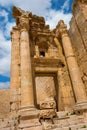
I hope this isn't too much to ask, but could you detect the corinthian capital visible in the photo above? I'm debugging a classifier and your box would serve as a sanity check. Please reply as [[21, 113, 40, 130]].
[[58, 20, 68, 36], [19, 16, 29, 31]]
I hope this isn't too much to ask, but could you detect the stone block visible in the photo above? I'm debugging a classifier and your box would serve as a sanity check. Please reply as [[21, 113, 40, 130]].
[[50, 128, 63, 130], [78, 128, 87, 130], [57, 111, 69, 118], [19, 109, 39, 119], [59, 119, 69, 127], [19, 118, 40, 128], [70, 123, 87, 130], [10, 103, 17, 111], [39, 109, 57, 119], [42, 121, 60, 130], [40, 99, 56, 109], [0, 128, 11, 130], [21, 125, 43, 130], [63, 127, 69, 130]]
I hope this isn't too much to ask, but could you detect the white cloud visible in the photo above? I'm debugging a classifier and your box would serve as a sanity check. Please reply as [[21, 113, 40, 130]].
[[0, 9, 15, 38], [0, 0, 72, 29], [0, 82, 10, 88], [45, 0, 72, 29], [0, 30, 11, 52], [0, 9, 8, 22], [0, 0, 72, 89], [15, 0, 51, 16], [4, 22, 15, 38], [0, 9, 15, 77], [61, 0, 70, 11], [0, 30, 11, 77], [0, 54, 11, 77], [0, 0, 51, 16], [46, 10, 72, 29]]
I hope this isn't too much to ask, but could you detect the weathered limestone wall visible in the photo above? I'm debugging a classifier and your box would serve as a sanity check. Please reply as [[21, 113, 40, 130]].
[[69, 1, 87, 94], [0, 89, 10, 118]]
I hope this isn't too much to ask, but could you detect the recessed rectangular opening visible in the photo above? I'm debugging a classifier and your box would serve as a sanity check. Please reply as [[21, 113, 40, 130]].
[[35, 73, 58, 109]]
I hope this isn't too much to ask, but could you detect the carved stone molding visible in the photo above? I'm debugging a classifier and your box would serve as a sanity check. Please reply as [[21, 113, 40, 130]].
[[56, 20, 68, 37], [18, 16, 29, 31]]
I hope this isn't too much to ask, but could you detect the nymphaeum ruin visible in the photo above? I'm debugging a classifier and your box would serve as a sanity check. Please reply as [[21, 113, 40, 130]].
[[1, 0, 87, 129]]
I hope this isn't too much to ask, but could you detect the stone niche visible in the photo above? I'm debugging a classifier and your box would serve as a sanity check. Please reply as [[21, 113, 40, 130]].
[[35, 74, 58, 109]]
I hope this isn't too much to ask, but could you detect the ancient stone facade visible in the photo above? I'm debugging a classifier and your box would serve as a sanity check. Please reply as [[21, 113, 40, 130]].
[[69, 0, 87, 95], [1, 0, 87, 129]]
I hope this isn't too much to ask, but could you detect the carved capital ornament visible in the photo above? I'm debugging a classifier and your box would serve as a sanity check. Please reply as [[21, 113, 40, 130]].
[[56, 20, 68, 38], [19, 16, 29, 31], [58, 20, 68, 35]]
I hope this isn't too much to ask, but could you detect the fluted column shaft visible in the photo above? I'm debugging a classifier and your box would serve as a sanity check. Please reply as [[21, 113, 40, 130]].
[[54, 37, 63, 58], [20, 17, 34, 109], [35, 45, 39, 57], [58, 21, 87, 103], [10, 27, 20, 111], [57, 68, 64, 111], [62, 33, 87, 102]]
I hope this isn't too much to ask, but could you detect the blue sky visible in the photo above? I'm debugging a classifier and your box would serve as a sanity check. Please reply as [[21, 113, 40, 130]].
[[0, 0, 73, 88]]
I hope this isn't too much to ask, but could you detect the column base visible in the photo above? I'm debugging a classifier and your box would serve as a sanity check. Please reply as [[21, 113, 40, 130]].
[[18, 105, 39, 119], [74, 101, 87, 111], [18, 105, 41, 129], [20, 105, 36, 111]]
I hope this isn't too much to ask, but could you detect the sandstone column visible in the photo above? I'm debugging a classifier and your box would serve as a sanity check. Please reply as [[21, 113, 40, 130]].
[[19, 16, 34, 110], [57, 20, 87, 110], [54, 37, 63, 58], [57, 68, 65, 111], [10, 27, 20, 111], [35, 45, 39, 57], [54, 38, 64, 110]]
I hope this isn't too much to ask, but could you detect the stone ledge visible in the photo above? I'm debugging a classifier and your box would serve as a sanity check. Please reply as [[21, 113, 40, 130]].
[[39, 109, 57, 119], [74, 101, 87, 111]]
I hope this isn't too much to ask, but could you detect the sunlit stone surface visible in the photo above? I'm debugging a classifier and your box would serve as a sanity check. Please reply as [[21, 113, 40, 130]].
[[1, 0, 87, 129]]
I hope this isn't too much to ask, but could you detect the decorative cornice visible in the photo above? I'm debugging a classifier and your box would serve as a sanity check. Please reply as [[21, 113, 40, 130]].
[[12, 6, 33, 31], [12, 6, 32, 18]]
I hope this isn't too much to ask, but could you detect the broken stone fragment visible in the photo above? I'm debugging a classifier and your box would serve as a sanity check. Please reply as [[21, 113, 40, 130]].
[[40, 99, 56, 109], [39, 109, 57, 119]]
